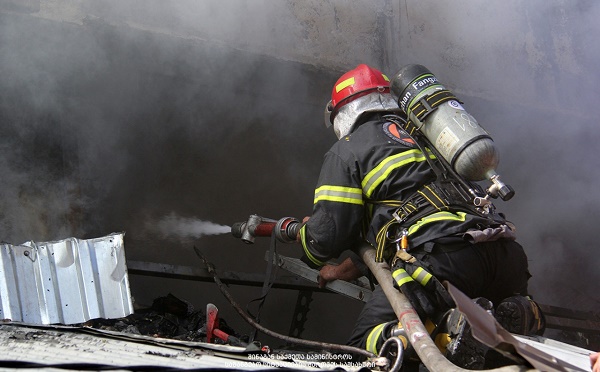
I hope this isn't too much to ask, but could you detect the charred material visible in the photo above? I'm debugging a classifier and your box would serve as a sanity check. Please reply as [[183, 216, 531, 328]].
[[85, 293, 243, 344]]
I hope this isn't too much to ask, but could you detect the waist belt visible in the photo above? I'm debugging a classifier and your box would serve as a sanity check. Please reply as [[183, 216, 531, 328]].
[[374, 181, 505, 263], [393, 183, 451, 224]]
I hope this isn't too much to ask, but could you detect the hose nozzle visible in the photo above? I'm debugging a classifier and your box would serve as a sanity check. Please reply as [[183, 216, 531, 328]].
[[232, 215, 301, 244]]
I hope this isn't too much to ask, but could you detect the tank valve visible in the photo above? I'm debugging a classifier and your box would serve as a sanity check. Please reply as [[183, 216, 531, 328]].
[[487, 172, 515, 201]]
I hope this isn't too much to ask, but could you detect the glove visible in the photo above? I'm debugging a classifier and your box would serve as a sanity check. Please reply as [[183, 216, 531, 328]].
[[392, 264, 437, 321], [404, 258, 455, 313]]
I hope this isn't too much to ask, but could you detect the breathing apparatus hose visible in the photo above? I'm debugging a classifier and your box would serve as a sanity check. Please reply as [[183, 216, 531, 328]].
[[358, 244, 532, 372]]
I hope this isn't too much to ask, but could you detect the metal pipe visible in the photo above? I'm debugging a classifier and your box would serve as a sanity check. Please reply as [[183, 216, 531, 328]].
[[358, 245, 531, 372], [232, 215, 301, 244]]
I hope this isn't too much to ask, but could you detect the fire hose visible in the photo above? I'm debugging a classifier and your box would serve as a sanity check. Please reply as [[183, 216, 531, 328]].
[[229, 215, 533, 371], [357, 245, 531, 372]]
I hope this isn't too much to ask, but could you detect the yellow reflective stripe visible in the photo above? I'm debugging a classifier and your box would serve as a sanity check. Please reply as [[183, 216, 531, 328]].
[[392, 268, 414, 287], [314, 185, 363, 205], [362, 149, 435, 198], [411, 266, 432, 286], [366, 323, 386, 354], [407, 211, 467, 236], [336, 73, 388, 94], [299, 225, 325, 267], [335, 77, 355, 93]]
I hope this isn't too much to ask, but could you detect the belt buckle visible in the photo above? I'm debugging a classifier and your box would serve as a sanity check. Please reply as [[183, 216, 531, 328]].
[[392, 206, 412, 223], [392, 209, 405, 223], [393, 204, 414, 223]]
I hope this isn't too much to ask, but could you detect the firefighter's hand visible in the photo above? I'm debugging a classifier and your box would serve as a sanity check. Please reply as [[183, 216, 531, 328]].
[[392, 266, 437, 320], [591, 351, 600, 372], [404, 259, 455, 312], [317, 257, 363, 288]]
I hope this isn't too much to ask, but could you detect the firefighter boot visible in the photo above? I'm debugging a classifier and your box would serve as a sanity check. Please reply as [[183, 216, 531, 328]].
[[495, 295, 546, 336], [444, 297, 494, 370]]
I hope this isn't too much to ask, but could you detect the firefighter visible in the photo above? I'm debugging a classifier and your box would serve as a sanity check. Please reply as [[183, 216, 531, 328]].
[[296, 64, 545, 368]]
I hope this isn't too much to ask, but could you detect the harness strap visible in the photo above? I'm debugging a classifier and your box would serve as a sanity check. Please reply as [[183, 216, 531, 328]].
[[374, 182, 455, 262], [393, 182, 452, 223], [371, 115, 505, 263], [400, 89, 459, 135]]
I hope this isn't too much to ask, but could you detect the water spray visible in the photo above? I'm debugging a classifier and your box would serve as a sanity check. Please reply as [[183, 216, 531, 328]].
[[155, 213, 231, 239]]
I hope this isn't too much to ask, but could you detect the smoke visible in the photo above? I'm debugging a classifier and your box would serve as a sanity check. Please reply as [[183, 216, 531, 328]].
[[1, 0, 599, 345], [0, 1, 331, 246], [392, 0, 600, 312], [152, 213, 231, 240]]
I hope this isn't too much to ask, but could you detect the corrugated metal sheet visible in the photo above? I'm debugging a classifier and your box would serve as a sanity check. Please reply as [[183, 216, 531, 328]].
[[513, 335, 593, 372], [0, 233, 133, 324]]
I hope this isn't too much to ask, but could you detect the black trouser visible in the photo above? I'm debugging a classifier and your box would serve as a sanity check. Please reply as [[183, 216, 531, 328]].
[[347, 238, 530, 350]]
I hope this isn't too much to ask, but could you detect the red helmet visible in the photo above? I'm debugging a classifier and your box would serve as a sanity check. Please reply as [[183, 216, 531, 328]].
[[325, 64, 391, 126]]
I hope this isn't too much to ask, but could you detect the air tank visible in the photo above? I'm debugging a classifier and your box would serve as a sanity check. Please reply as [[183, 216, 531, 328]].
[[390, 64, 513, 200], [390, 64, 497, 181]]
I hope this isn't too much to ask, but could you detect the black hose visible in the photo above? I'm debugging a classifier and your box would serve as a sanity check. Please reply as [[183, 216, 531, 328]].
[[193, 246, 376, 359]]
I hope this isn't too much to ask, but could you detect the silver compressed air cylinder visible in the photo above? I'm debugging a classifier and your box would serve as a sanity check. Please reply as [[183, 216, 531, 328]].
[[390, 64, 499, 182]]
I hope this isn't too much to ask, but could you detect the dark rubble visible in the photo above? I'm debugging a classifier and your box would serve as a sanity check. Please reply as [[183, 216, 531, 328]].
[[84, 293, 243, 344]]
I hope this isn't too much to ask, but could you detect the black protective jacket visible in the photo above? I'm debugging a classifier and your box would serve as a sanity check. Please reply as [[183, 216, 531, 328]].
[[299, 115, 499, 267]]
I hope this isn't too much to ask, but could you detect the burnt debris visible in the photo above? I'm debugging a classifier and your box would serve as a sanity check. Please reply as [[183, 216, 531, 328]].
[[84, 293, 243, 343]]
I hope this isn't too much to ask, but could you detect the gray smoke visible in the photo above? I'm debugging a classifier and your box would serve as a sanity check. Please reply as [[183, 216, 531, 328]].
[[153, 213, 231, 240], [386, 0, 600, 314], [1, 1, 599, 346]]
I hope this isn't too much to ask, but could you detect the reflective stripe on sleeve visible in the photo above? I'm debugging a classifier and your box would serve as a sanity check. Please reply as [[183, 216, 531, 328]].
[[362, 149, 436, 198], [314, 185, 363, 205], [299, 225, 326, 267]]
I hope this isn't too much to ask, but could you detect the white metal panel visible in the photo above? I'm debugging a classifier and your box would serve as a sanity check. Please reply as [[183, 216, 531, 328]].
[[0, 324, 340, 371], [514, 335, 593, 372], [0, 233, 133, 324]]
